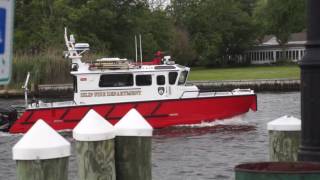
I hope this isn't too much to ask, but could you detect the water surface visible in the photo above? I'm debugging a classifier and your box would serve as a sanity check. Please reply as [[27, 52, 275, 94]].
[[0, 92, 300, 180]]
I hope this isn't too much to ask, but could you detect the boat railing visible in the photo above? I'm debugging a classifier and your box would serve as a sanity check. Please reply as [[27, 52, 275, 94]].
[[179, 90, 201, 99], [28, 99, 76, 109], [178, 89, 254, 99], [180, 90, 233, 99]]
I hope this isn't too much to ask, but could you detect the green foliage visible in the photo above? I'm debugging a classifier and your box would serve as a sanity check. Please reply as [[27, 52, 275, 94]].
[[170, 0, 258, 66], [239, 0, 258, 16], [254, 0, 306, 45], [11, 0, 306, 86], [171, 28, 196, 66], [12, 0, 176, 86], [14, 0, 174, 59], [14, 0, 70, 53]]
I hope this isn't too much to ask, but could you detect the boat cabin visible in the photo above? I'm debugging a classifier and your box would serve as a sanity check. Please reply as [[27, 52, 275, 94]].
[[72, 63, 197, 105]]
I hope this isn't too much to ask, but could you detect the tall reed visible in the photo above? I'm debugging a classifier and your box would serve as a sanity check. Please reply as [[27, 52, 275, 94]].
[[3, 48, 124, 89], [10, 49, 71, 88]]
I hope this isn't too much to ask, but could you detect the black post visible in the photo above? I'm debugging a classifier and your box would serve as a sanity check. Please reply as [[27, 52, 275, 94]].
[[298, 0, 320, 161]]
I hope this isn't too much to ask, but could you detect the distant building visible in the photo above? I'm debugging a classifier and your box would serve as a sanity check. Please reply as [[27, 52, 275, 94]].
[[245, 32, 306, 64]]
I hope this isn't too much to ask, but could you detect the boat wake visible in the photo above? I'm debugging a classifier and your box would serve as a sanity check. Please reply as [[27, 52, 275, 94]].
[[154, 115, 256, 138], [175, 115, 248, 128]]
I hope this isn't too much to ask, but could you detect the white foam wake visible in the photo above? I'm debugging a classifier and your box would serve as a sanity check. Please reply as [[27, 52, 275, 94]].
[[175, 115, 248, 128]]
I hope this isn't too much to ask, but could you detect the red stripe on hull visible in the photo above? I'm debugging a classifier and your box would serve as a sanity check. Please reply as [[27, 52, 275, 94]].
[[9, 95, 257, 133]]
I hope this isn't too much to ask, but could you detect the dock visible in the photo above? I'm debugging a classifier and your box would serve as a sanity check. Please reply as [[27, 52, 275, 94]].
[[191, 79, 300, 92]]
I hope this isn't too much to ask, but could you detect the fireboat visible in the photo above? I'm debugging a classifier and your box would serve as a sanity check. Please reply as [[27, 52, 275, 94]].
[[1, 29, 257, 133]]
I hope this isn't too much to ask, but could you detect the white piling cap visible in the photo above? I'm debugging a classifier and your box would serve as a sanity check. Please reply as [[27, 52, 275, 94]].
[[267, 115, 301, 131], [73, 109, 115, 141], [12, 120, 71, 160], [115, 108, 153, 137]]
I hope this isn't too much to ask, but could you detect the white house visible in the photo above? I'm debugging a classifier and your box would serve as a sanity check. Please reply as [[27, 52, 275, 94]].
[[245, 32, 306, 64]]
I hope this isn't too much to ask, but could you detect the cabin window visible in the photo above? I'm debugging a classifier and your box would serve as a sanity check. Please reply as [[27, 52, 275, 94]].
[[157, 75, 165, 85], [136, 75, 152, 86], [73, 76, 77, 93], [99, 74, 133, 87], [178, 71, 188, 85], [169, 72, 178, 85]]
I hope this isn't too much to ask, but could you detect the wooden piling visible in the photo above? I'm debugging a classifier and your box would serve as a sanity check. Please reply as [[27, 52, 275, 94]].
[[73, 109, 116, 180], [268, 115, 301, 161], [114, 108, 153, 180], [12, 120, 71, 180], [16, 158, 69, 180]]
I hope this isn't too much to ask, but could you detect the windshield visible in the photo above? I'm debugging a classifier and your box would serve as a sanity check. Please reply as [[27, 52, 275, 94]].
[[178, 71, 189, 85]]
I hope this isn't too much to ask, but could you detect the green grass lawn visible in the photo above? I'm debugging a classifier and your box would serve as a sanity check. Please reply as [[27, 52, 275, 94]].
[[188, 65, 300, 81]]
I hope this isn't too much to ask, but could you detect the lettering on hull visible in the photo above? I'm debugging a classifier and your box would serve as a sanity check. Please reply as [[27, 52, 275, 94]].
[[80, 90, 142, 97]]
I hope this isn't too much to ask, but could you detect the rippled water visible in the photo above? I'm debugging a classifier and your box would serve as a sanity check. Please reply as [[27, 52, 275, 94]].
[[0, 92, 300, 180]]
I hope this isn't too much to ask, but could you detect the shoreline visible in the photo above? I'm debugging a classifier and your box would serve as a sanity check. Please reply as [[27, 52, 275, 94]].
[[0, 79, 300, 98], [191, 78, 300, 92]]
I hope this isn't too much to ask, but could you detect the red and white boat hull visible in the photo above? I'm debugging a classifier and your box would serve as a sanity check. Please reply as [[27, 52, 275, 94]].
[[9, 94, 257, 133]]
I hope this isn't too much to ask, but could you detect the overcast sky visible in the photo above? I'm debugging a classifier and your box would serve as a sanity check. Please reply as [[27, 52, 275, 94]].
[[149, 0, 171, 9]]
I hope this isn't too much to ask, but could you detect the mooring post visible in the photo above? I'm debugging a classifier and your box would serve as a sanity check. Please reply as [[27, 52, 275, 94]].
[[12, 120, 70, 180], [73, 109, 116, 180], [298, 0, 320, 161], [114, 108, 153, 180], [268, 115, 301, 161]]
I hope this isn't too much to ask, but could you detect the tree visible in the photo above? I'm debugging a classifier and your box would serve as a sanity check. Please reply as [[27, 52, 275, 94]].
[[168, 0, 199, 27], [171, 28, 196, 66], [14, 0, 174, 60], [239, 0, 258, 16], [253, 0, 306, 62], [254, 0, 306, 46], [180, 0, 258, 66], [14, 0, 71, 53]]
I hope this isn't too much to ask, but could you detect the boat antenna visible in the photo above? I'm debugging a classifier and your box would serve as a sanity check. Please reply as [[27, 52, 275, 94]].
[[64, 27, 72, 51], [64, 27, 80, 58], [139, 34, 143, 64], [22, 72, 30, 108], [135, 35, 138, 63]]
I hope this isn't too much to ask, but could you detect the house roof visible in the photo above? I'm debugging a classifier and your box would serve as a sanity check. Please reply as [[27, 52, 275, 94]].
[[261, 32, 306, 46]]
